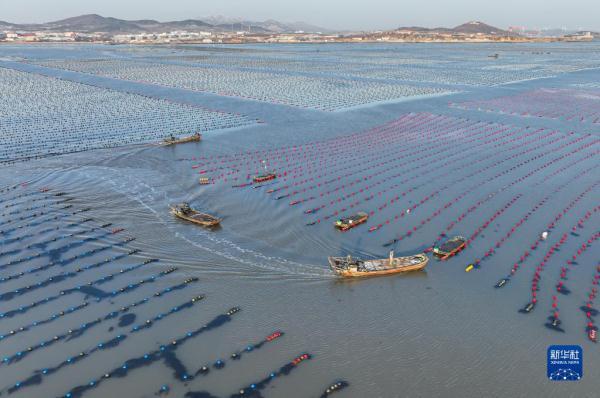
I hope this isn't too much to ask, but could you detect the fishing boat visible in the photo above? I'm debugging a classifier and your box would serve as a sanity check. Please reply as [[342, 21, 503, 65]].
[[162, 133, 202, 146], [170, 203, 220, 227], [589, 328, 597, 343], [198, 177, 211, 185], [334, 212, 368, 231], [433, 235, 466, 259], [328, 251, 428, 277], [253, 172, 277, 183]]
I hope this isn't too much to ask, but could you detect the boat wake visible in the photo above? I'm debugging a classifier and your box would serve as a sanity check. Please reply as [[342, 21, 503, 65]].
[[65, 166, 330, 280]]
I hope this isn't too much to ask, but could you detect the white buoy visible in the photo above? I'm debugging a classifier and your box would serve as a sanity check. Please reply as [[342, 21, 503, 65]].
[[406, 209, 411, 214], [541, 231, 549, 240]]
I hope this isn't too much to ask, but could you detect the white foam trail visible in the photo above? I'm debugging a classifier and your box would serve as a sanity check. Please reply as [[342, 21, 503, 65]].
[[74, 166, 329, 280]]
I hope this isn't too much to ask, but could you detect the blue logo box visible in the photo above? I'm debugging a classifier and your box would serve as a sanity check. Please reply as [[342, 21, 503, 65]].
[[547, 345, 583, 381]]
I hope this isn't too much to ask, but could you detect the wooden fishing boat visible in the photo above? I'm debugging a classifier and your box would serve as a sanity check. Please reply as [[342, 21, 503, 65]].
[[329, 251, 428, 277], [162, 133, 202, 146], [433, 235, 466, 259], [334, 212, 368, 231], [253, 173, 277, 183], [170, 203, 220, 227]]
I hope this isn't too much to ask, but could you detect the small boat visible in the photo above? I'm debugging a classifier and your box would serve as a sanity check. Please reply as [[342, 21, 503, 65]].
[[495, 278, 509, 288], [162, 133, 202, 146], [321, 381, 349, 397], [334, 212, 368, 231], [198, 177, 211, 185], [520, 302, 535, 313], [170, 203, 220, 227], [253, 173, 277, 183], [589, 328, 597, 343], [328, 251, 428, 277], [433, 235, 466, 259]]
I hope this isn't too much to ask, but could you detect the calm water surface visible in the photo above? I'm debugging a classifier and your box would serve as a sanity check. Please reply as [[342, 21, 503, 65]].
[[0, 42, 599, 398]]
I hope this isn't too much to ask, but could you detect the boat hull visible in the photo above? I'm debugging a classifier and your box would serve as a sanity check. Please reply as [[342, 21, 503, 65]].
[[253, 174, 277, 183], [334, 212, 368, 231], [170, 207, 221, 227], [328, 254, 428, 277], [163, 135, 201, 146], [433, 236, 466, 260]]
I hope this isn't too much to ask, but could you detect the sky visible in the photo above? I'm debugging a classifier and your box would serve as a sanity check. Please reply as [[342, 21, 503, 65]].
[[2, 0, 599, 31]]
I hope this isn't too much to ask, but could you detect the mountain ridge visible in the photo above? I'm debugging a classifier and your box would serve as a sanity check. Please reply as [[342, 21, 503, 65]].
[[397, 21, 514, 36], [0, 14, 328, 34]]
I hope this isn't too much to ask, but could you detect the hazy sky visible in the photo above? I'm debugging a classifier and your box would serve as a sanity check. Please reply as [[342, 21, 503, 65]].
[[2, 0, 599, 31]]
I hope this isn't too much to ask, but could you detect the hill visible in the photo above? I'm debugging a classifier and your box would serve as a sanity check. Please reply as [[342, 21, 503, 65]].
[[397, 21, 515, 36], [0, 14, 327, 34]]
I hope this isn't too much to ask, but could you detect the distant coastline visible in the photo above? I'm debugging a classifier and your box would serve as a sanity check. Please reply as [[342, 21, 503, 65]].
[[1, 15, 596, 45]]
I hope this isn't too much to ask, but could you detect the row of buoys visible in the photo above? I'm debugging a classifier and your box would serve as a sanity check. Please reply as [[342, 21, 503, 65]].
[[228, 114, 487, 185], [314, 124, 532, 220], [502, 182, 599, 280], [0, 253, 151, 302], [0, 222, 116, 259], [222, 114, 479, 170], [445, 147, 596, 258], [0, 234, 134, 271], [0, 217, 93, 246], [34, 58, 448, 111], [190, 330, 284, 380], [454, 88, 600, 125], [470, 166, 594, 269], [583, 262, 600, 342], [0, 204, 74, 228], [369, 127, 581, 234], [219, 113, 447, 177], [188, 112, 426, 166], [0, 198, 75, 222], [0, 277, 198, 343], [522, 206, 598, 313], [548, 231, 600, 332], [231, 120, 502, 187], [0, 67, 255, 163], [0, 186, 45, 205], [0, 239, 136, 283], [463, 194, 523, 255], [0, 188, 266, 398], [0, 265, 175, 320], [2, 293, 204, 367], [293, 121, 518, 211], [57, 307, 242, 398], [266, 115, 484, 187], [26, 58, 253, 116], [306, 124, 541, 223], [2, 190, 61, 209], [226, 114, 465, 187], [230, 353, 312, 397], [0, 208, 92, 236], [0, 237, 135, 274], [145, 49, 540, 87], [0, 197, 74, 219], [233, 114, 475, 188]]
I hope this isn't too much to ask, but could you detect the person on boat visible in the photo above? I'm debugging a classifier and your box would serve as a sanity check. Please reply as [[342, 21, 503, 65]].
[[180, 203, 191, 215]]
